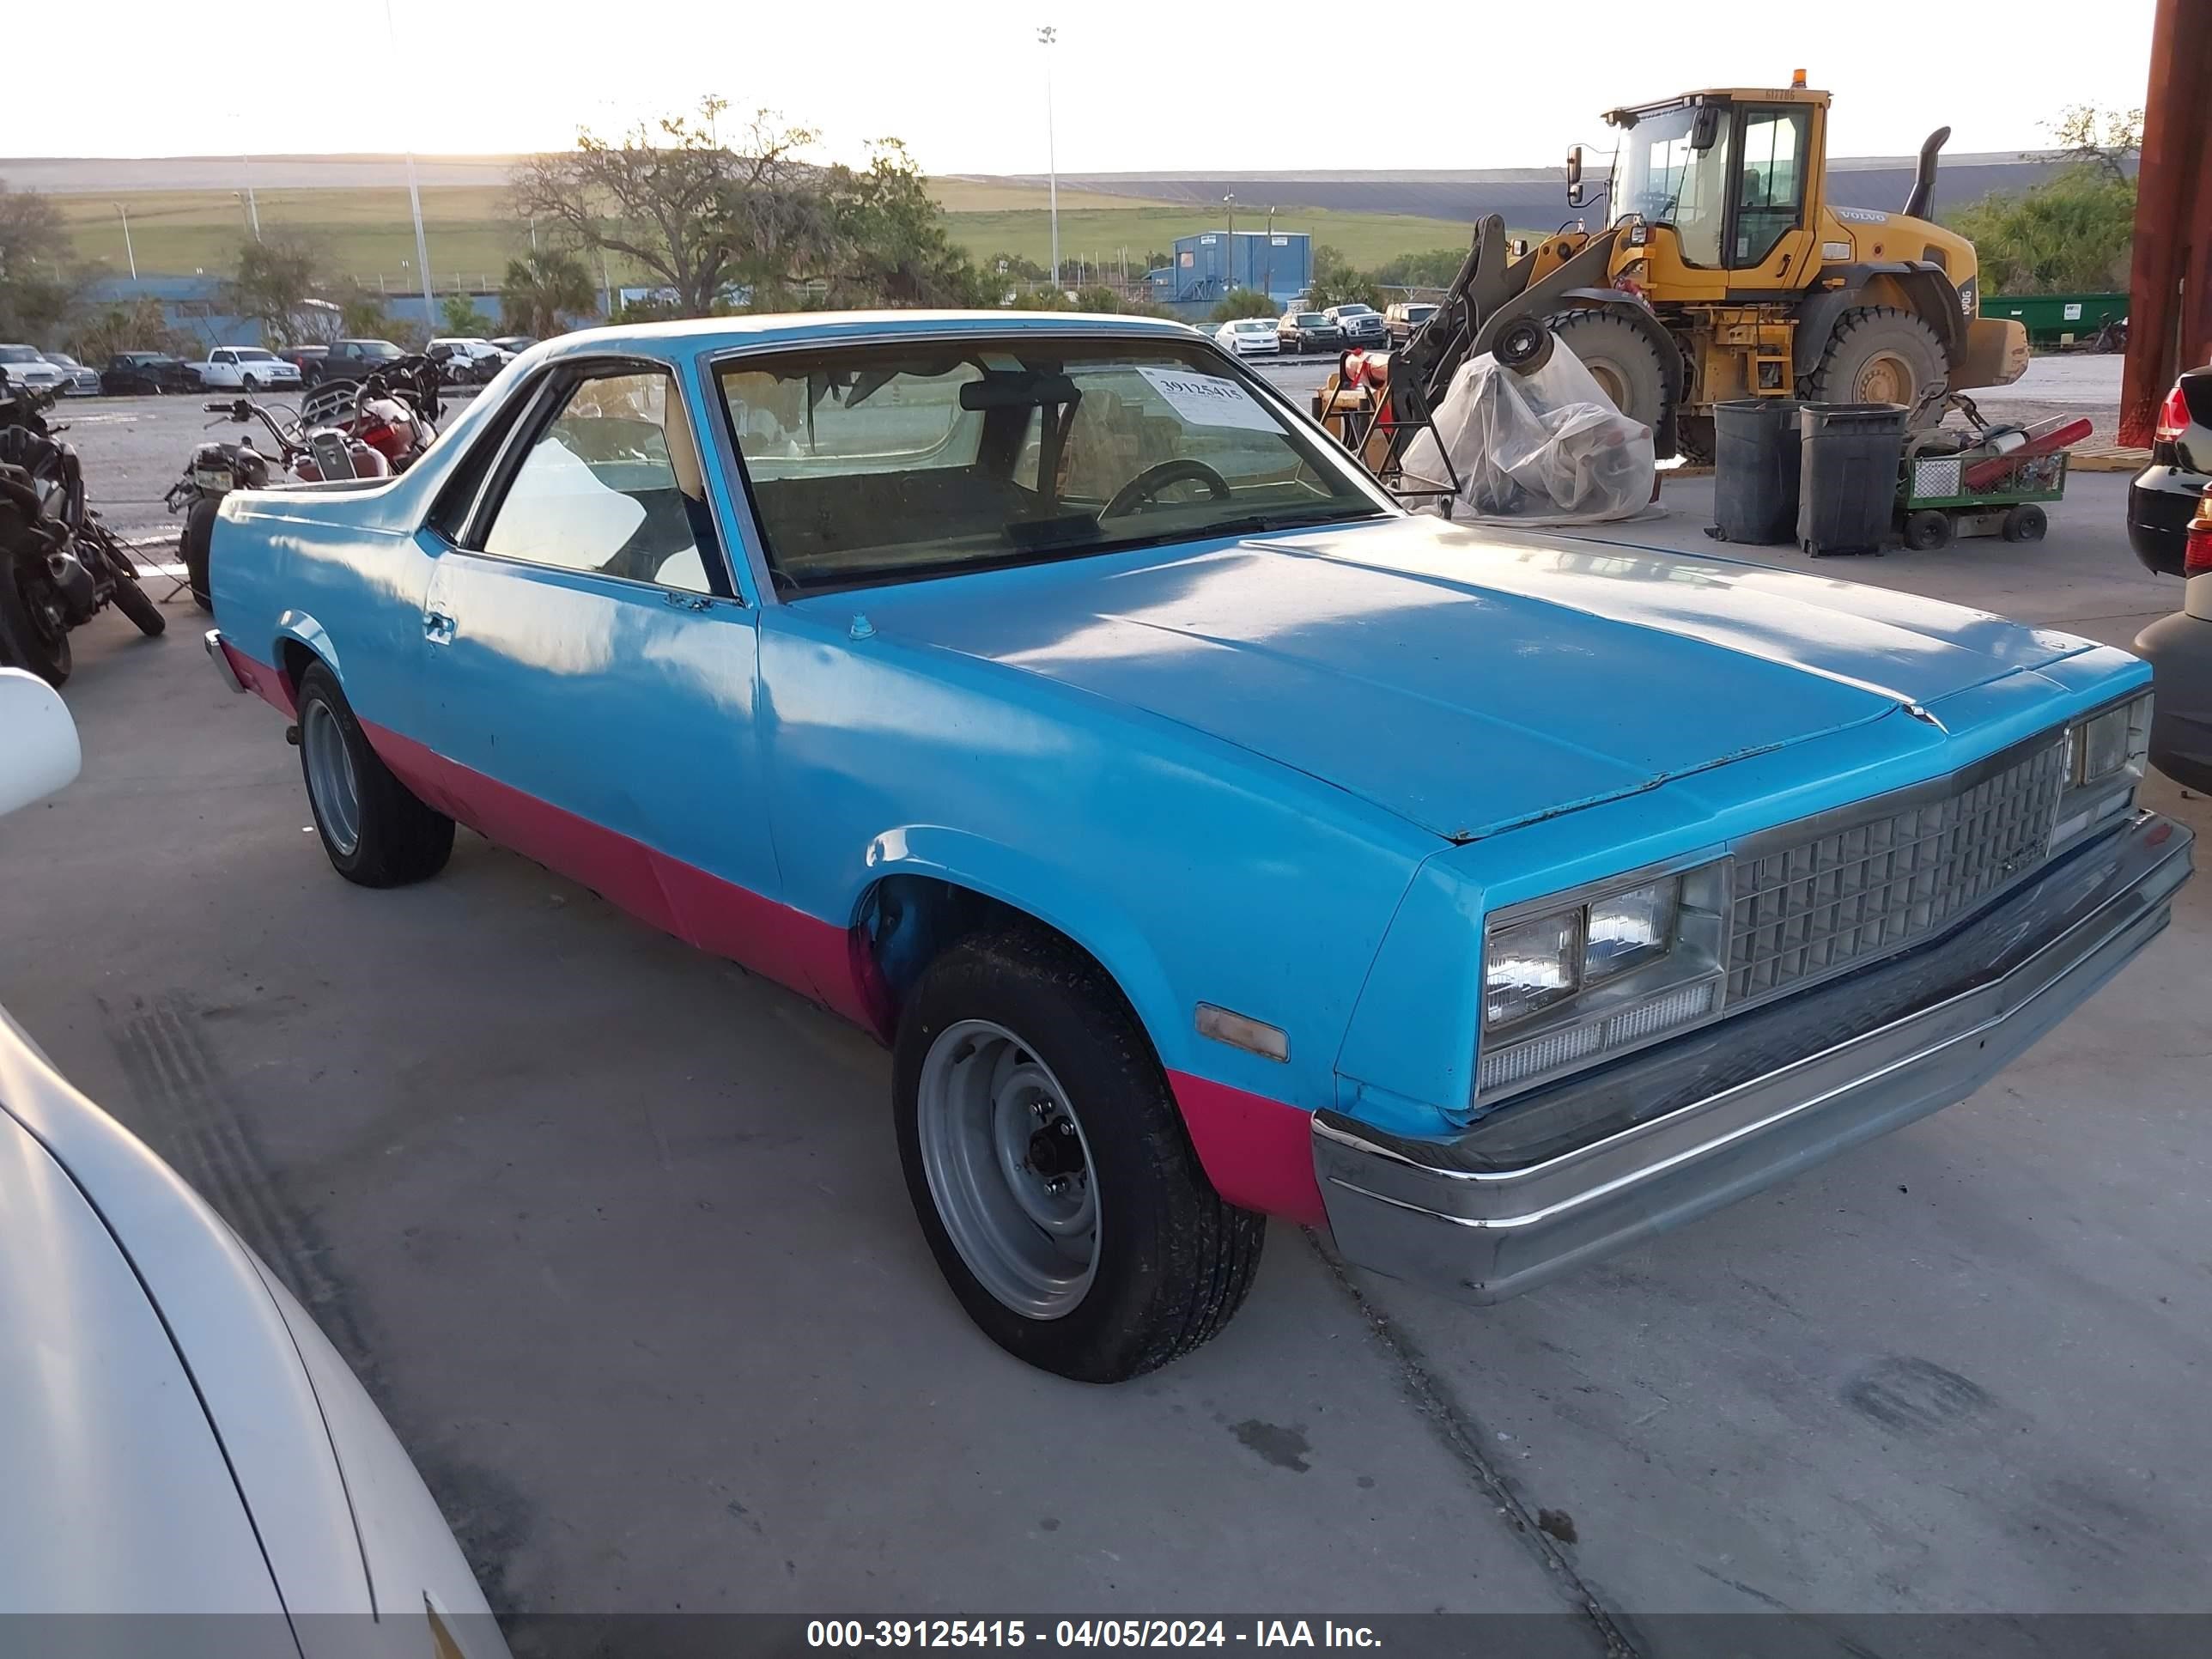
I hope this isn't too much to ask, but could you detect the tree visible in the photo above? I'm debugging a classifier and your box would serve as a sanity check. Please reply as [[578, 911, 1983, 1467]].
[[1304, 244, 1384, 312], [1208, 290, 1277, 323], [2050, 104, 2142, 185], [440, 294, 490, 335], [226, 237, 321, 343], [0, 179, 76, 343], [983, 250, 1048, 283], [1369, 247, 1467, 290], [817, 140, 985, 307], [339, 289, 391, 337], [510, 98, 831, 316], [68, 297, 185, 362], [1948, 104, 2140, 295], [500, 249, 596, 337]]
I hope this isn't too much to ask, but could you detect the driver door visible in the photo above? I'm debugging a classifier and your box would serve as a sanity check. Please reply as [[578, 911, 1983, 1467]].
[[1725, 104, 1817, 289]]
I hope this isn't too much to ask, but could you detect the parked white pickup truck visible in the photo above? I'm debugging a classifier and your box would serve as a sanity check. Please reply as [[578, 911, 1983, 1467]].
[[191, 346, 303, 391]]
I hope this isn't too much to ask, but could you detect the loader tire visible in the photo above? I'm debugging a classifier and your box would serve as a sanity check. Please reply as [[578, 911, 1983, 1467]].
[[1804, 307, 1948, 423], [1544, 309, 1671, 438]]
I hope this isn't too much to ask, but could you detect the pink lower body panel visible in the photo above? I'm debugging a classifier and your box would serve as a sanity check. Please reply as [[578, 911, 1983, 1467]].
[[235, 648, 1326, 1225]]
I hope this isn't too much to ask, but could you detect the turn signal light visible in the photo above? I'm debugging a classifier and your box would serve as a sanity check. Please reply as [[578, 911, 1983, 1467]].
[[2155, 382, 2191, 443], [2185, 489, 2212, 577]]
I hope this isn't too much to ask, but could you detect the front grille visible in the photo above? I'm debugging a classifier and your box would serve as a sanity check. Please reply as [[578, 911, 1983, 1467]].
[[1726, 737, 2069, 1005]]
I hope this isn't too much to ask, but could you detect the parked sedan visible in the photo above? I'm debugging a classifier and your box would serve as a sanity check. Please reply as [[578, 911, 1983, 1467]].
[[1212, 317, 1281, 356], [1325, 303, 1387, 348], [40, 350, 104, 395], [101, 352, 203, 394], [2129, 364, 2210, 575], [204, 312, 2190, 1383], [2134, 483, 2212, 791], [0, 343, 70, 394], [0, 669, 509, 1653], [193, 345, 303, 391], [1276, 310, 1342, 354]]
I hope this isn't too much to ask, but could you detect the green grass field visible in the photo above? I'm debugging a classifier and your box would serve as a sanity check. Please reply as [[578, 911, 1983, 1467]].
[[58, 182, 1478, 290]]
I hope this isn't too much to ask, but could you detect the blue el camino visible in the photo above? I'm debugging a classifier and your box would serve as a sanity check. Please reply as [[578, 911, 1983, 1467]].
[[204, 312, 2191, 1382]]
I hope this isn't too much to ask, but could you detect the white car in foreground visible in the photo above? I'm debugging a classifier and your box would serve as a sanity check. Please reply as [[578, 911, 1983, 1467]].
[[1212, 317, 1282, 356], [192, 345, 304, 391], [0, 343, 70, 394], [0, 670, 507, 1654]]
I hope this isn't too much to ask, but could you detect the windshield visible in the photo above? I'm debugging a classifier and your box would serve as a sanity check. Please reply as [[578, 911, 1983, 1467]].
[[0, 346, 41, 363], [357, 341, 403, 359], [720, 337, 1383, 595], [1407, 306, 1437, 321], [1615, 103, 1730, 266], [1294, 313, 1326, 326], [235, 348, 276, 361], [1335, 306, 1375, 318]]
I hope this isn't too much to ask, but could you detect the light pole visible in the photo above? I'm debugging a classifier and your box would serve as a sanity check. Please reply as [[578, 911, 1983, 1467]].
[[1223, 191, 1235, 290], [382, 0, 436, 337], [1266, 204, 1275, 301], [1038, 27, 1060, 290], [114, 204, 137, 282], [232, 191, 253, 236], [241, 156, 261, 240]]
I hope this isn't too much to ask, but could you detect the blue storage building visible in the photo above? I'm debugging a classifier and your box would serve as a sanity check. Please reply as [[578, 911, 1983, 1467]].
[[1158, 230, 1310, 305]]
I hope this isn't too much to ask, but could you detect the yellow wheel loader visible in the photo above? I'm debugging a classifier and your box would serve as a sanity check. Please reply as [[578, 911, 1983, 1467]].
[[1378, 80, 2031, 464]]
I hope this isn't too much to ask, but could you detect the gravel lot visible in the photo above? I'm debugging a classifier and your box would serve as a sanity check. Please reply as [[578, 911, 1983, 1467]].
[[8, 381, 2207, 1653]]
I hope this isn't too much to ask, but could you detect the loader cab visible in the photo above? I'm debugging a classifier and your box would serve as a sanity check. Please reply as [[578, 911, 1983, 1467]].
[[1601, 88, 1830, 297]]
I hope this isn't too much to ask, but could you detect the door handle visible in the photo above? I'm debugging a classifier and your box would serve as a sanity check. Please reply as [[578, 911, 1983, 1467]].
[[423, 609, 456, 645]]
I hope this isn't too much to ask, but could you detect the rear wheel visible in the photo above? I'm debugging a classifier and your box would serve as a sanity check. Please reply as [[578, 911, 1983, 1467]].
[[1806, 306, 1948, 422], [2001, 503, 2048, 543], [0, 550, 71, 687], [894, 927, 1265, 1382], [294, 663, 454, 887], [240, 374, 260, 392], [1544, 307, 1672, 436], [100, 543, 166, 636], [1903, 508, 1954, 550]]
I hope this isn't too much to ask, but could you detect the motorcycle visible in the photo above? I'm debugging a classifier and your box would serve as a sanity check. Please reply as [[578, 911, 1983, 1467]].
[[0, 377, 165, 687], [167, 356, 443, 612]]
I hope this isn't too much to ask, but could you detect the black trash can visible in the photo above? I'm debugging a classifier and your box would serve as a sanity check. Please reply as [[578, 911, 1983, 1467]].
[[1796, 403, 1908, 556], [1711, 398, 1805, 544]]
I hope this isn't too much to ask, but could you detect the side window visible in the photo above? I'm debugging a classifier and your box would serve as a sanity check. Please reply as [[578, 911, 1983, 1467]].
[[1733, 107, 1811, 268], [480, 368, 722, 595]]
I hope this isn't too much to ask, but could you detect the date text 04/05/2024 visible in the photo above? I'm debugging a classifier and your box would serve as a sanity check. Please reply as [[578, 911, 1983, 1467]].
[[805, 1620, 1383, 1648]]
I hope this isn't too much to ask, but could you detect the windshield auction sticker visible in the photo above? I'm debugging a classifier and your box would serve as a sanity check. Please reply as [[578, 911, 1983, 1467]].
[[1136, 367, 1278, 433]]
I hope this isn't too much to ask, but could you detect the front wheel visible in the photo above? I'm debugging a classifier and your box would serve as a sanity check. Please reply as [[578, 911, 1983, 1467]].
[[894, 927, 1265, 1382], [104, 556, 166, 636], [180, 496, 218, 611], [2001, 502, 2048, 543], [294, 663, 455, 886], [1902, 508, 1954, 550]]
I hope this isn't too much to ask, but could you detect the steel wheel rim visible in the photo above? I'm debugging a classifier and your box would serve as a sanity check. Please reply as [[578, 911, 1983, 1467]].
[[917, 1018, 1099, 1320], [1856, 351, 1913, 406], [301, 700, 362, 856], [1587, 361, 1629, 408]]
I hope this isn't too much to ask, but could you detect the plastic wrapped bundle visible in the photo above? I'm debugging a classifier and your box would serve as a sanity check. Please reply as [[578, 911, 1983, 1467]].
[[1400, 333, 1656, 526]]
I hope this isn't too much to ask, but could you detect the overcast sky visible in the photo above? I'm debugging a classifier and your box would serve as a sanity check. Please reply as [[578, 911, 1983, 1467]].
[[2, 0, 2158, 173]]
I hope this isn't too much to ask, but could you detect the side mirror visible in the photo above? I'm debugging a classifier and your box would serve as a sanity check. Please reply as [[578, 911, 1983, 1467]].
[[0, 669, 82, 817], [1690, 105, 1721, 151], [1565, 145, 1586, 209]]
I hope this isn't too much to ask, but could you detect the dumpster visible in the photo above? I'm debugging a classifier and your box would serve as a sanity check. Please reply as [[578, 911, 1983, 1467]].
[[1979, 292, 2127, 347], [1710, 398, 1805, 544], [1798, 403, 1908, 556]]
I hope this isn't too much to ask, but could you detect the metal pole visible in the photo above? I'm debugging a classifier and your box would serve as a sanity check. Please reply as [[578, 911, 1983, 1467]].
[[115, 204, 136, 282], [382, 0, 436, 340], [1224, 193, 1235, 289], [1038, 27, 1059, 290], [2120, 0, 2212, 444], [1267, 205, 1275, 301], [242, 155, 261, 240]]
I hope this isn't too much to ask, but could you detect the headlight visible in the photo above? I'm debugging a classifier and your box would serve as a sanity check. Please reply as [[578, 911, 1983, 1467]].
[[2053, 691, 2151, 849], [1478, 860, 1728, 1099]]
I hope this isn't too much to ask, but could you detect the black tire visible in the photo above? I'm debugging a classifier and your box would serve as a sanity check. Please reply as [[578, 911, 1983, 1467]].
[[1544, 308, 1672, 438], [1903, 508, 1954, 550], [0, 527, 72, 687], [893, 927, 1265, 1382], [1804, 306, 1949, 422], [2001, 502, 2048, 543], [241, 374, 260, 392], [293, 663, 454, 887], [104, 557, 166, 635], [181, 496, 218, 612]]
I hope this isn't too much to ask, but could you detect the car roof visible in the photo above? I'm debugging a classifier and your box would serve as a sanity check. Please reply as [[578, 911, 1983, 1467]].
[[534, 309, 1199, 364]]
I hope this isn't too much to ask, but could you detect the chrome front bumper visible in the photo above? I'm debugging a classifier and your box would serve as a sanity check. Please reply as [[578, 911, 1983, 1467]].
[[1314, 811, 2193, 1303]]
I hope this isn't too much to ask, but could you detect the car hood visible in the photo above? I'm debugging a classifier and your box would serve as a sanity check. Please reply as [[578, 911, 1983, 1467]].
[[0, 1103, 285, 1615], [834, 514, 2100, 842]]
